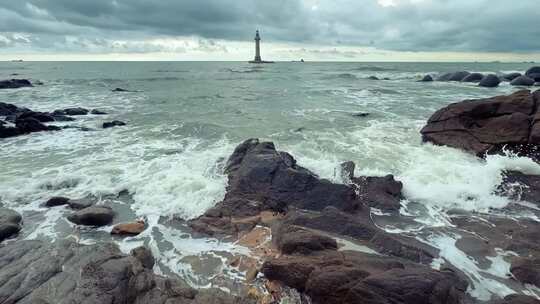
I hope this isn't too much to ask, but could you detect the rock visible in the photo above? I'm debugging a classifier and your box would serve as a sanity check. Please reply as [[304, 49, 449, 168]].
[[111, 220, 146, 235], [421, 90, 540, 159], [499, 171, 540, 204], [503, 73, 522, 81], [113, 87, 130, 92], [67, 197, 96, 209], [16, 117, 60, 134], [369, 232, 435, 264], [462, 73, 484, 82], [0, 240, 250, 304], [0, 79, 33, 89], [15, 110, 55, 122], [340, 161, 356, 181], [351, 112, 370, 118], [489, 294, 540, 304], [367, 76, 379, 80], [510, 257, 540, 287], [351, 175, 403, 212], [479, 74, 501, 87], [91, 109, 107, 115], [131, 246, 155, 269], [0, 208, 22, 242], [103, 120, 127, 128], [0, 102, 30, 116], [511, 76, 535, 86], [67, 206, 114, 226], [53, 107, 89, 116], [45, 196, 70, 207], [273, 224, 337, 255], [526, 66, 540, 82], [419, 75, 433, 82], [438, 71, 470, 81], [0, 124, 20, 138]]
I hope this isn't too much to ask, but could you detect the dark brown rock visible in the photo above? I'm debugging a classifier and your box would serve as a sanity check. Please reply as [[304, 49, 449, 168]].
[[273, 224, 337, 254], [489, 294, 540, 304], [510, 257, 540, 287], [112, 220, 146, 235], [45, 196, 70, 207], [67, 206, 114, 226], [103, 120, 126, 128], [352, 175, 403, 212]]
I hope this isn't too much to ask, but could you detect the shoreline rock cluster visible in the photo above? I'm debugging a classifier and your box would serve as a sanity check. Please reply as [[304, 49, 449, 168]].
[[420, 66, 540, 87]]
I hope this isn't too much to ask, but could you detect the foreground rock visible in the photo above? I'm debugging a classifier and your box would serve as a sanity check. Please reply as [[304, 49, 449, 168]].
[[67, 206, 114, 226], [421, 90, 540, 159], [0, 79, 32, 89], [0, 208, 22, 242], [0, 240, 251, 304]]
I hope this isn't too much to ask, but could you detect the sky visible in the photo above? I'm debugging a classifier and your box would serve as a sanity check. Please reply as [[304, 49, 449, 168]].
[[0, 0, 539, 61]]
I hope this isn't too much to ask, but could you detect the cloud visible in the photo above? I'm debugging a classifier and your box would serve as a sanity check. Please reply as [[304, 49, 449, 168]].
[[0, 0, 538, 57]]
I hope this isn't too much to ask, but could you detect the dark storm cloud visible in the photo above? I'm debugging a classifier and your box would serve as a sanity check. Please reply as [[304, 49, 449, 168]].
[[0, 0, 539, 53]]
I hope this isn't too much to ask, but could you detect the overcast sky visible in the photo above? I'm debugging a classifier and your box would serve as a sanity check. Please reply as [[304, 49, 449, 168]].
[[0, 0, 539, 61]]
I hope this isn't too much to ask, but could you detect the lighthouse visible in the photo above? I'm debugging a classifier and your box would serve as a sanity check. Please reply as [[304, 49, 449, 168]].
[[249, 30, 273, 64]]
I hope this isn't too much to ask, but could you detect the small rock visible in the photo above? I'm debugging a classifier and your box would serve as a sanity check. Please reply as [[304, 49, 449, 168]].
[[54, 107, 89, 116], [0, 208, 22, 242], [90, 109, 107, 115], [67, 206, 114, 226], [479, 74, 501, 87], [462, 73, 484, 82], [340, 161, 356, 181], [419, 75, 433, 82], [45, 196, 70, 207], [103, 120, 126, 129], [367, 76, 379, 80], [68, 197, 96, 209], [0, 79, 33, 89], [351, 112, 369, 118], [16, 117, 60, 133], [511, 76, 535, 86], [438, 71, 470, 81], [112, 88, 130, 92], [246, 267, 259, 282], [111, 220, 145, 235]]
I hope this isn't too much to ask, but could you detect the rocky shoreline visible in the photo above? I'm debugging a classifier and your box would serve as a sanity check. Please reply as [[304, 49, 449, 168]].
[[1, 78, 540, 303]]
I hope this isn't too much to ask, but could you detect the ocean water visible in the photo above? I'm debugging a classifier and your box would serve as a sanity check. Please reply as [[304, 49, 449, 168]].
[[1, 61, 539, 301]]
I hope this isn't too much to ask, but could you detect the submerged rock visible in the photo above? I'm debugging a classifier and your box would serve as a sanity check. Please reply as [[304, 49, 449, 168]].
[[0, 240, 251, 304], [16, 117, 60, 133], [67, 206, 114, 226], [112, 87, 130, 92], [511, 76, 536, 86], [53, 107, 89, 116], [421, 90, 540, 159], [419, 75, 433, 82], [479, 74, 501, 87], [0, 79, 32, 89], [0, 208, 22, 242], [367, 76, 380, 80], [91, 109, 107, 115], [103, 120, 126, 128]]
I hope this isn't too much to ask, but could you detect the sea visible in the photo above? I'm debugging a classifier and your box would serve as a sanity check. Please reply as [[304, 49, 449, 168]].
[[1, 61, 539, 301]]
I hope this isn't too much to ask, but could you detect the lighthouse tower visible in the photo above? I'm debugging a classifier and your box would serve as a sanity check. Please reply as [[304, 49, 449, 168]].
[[254, 30, 262, 62], [249, 30, 273, 64]]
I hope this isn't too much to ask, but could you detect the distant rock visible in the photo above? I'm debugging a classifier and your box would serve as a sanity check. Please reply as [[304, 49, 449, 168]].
[[0, 79, 32, 89], [502, 72, 522, 81], [421, 90, 540, 160], [419, 74, 433, 82], [112, 87, 130, 92], [351, 175, 404, 212], [103, 120, 126, 129], [367, 76, 379, 80], [0, 208, 22, 242], [479, 74, 501, 87], [111, 220, 146, 235], [462, 73, 484, 82], [90, 109, 107, 115], [511, 75, 535, 86], [526, 66, 540, 82], [351, 112, 370, 118], [53, 107, 89, 116], [67, 206, 114, 226], [0, 124, 21, 138], [45, 196, 71, 207], [438, 71, 470, 81]]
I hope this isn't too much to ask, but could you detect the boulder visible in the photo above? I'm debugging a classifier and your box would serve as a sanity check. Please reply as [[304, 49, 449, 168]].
[[53, 107, 89, 116], [67, 206, 114, 226], [462, 73, 484, 82], [438, 71, 470, 82], [419, 75, 433, 82], [421, 90, 540, 159], [511, 76, 535, 86], [526, 66, 540, 82], [340, 161, 356, 181], [131, 246, 155, 269], [479, 74, 501, 87], [503, 73, 522, 81], [0, 79, 32, 89], [510, 257, 540, 287], [273, 224, 337, 255], [0, 208, 22, 242], [111, 220, 146, 235], [0, 240, 251, 304], [103, 120, 127, 128], [45, 196, 71, 207]]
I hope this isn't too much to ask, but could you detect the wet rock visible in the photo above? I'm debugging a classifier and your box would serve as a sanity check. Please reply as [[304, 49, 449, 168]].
[[15, 110, 55, 122], [503, 73, 522, 81], [479, 74, 501, 87], [351, 174, 403, 212], [420, 75, 433, 82], [273, 224, 337, 255], [511, 76, 535, 86], [91, 109, 107, 115], [340, 161, 356, 181], [0, 208, 22, 242], [45, 196, 70, 207], [0, 124, 20, 138], [112, 87, 132, 92], [367, 76, 379, 80], [0, 240, 250, 304], [0, 79, 33, 89], [131, 246, 155, 269], [103, 120, 127, 128], [421, 90, 540, 159], [0, 102, 30, 116], [53, 107, 89, 116], [462, 73, 484, 82], [111, 220, 146, 235], [351, 112, 370, 118], [510, 257, 540, 287], [526, 66, 540, 82], [499, 171, 540, 204], [438, 71, 470, 82], [369, 232, 435, 264], [67, 206, 114, 226], [67, 197, 96, 209], [489, 294, 540, 304], [16, 117, 60, 134]]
